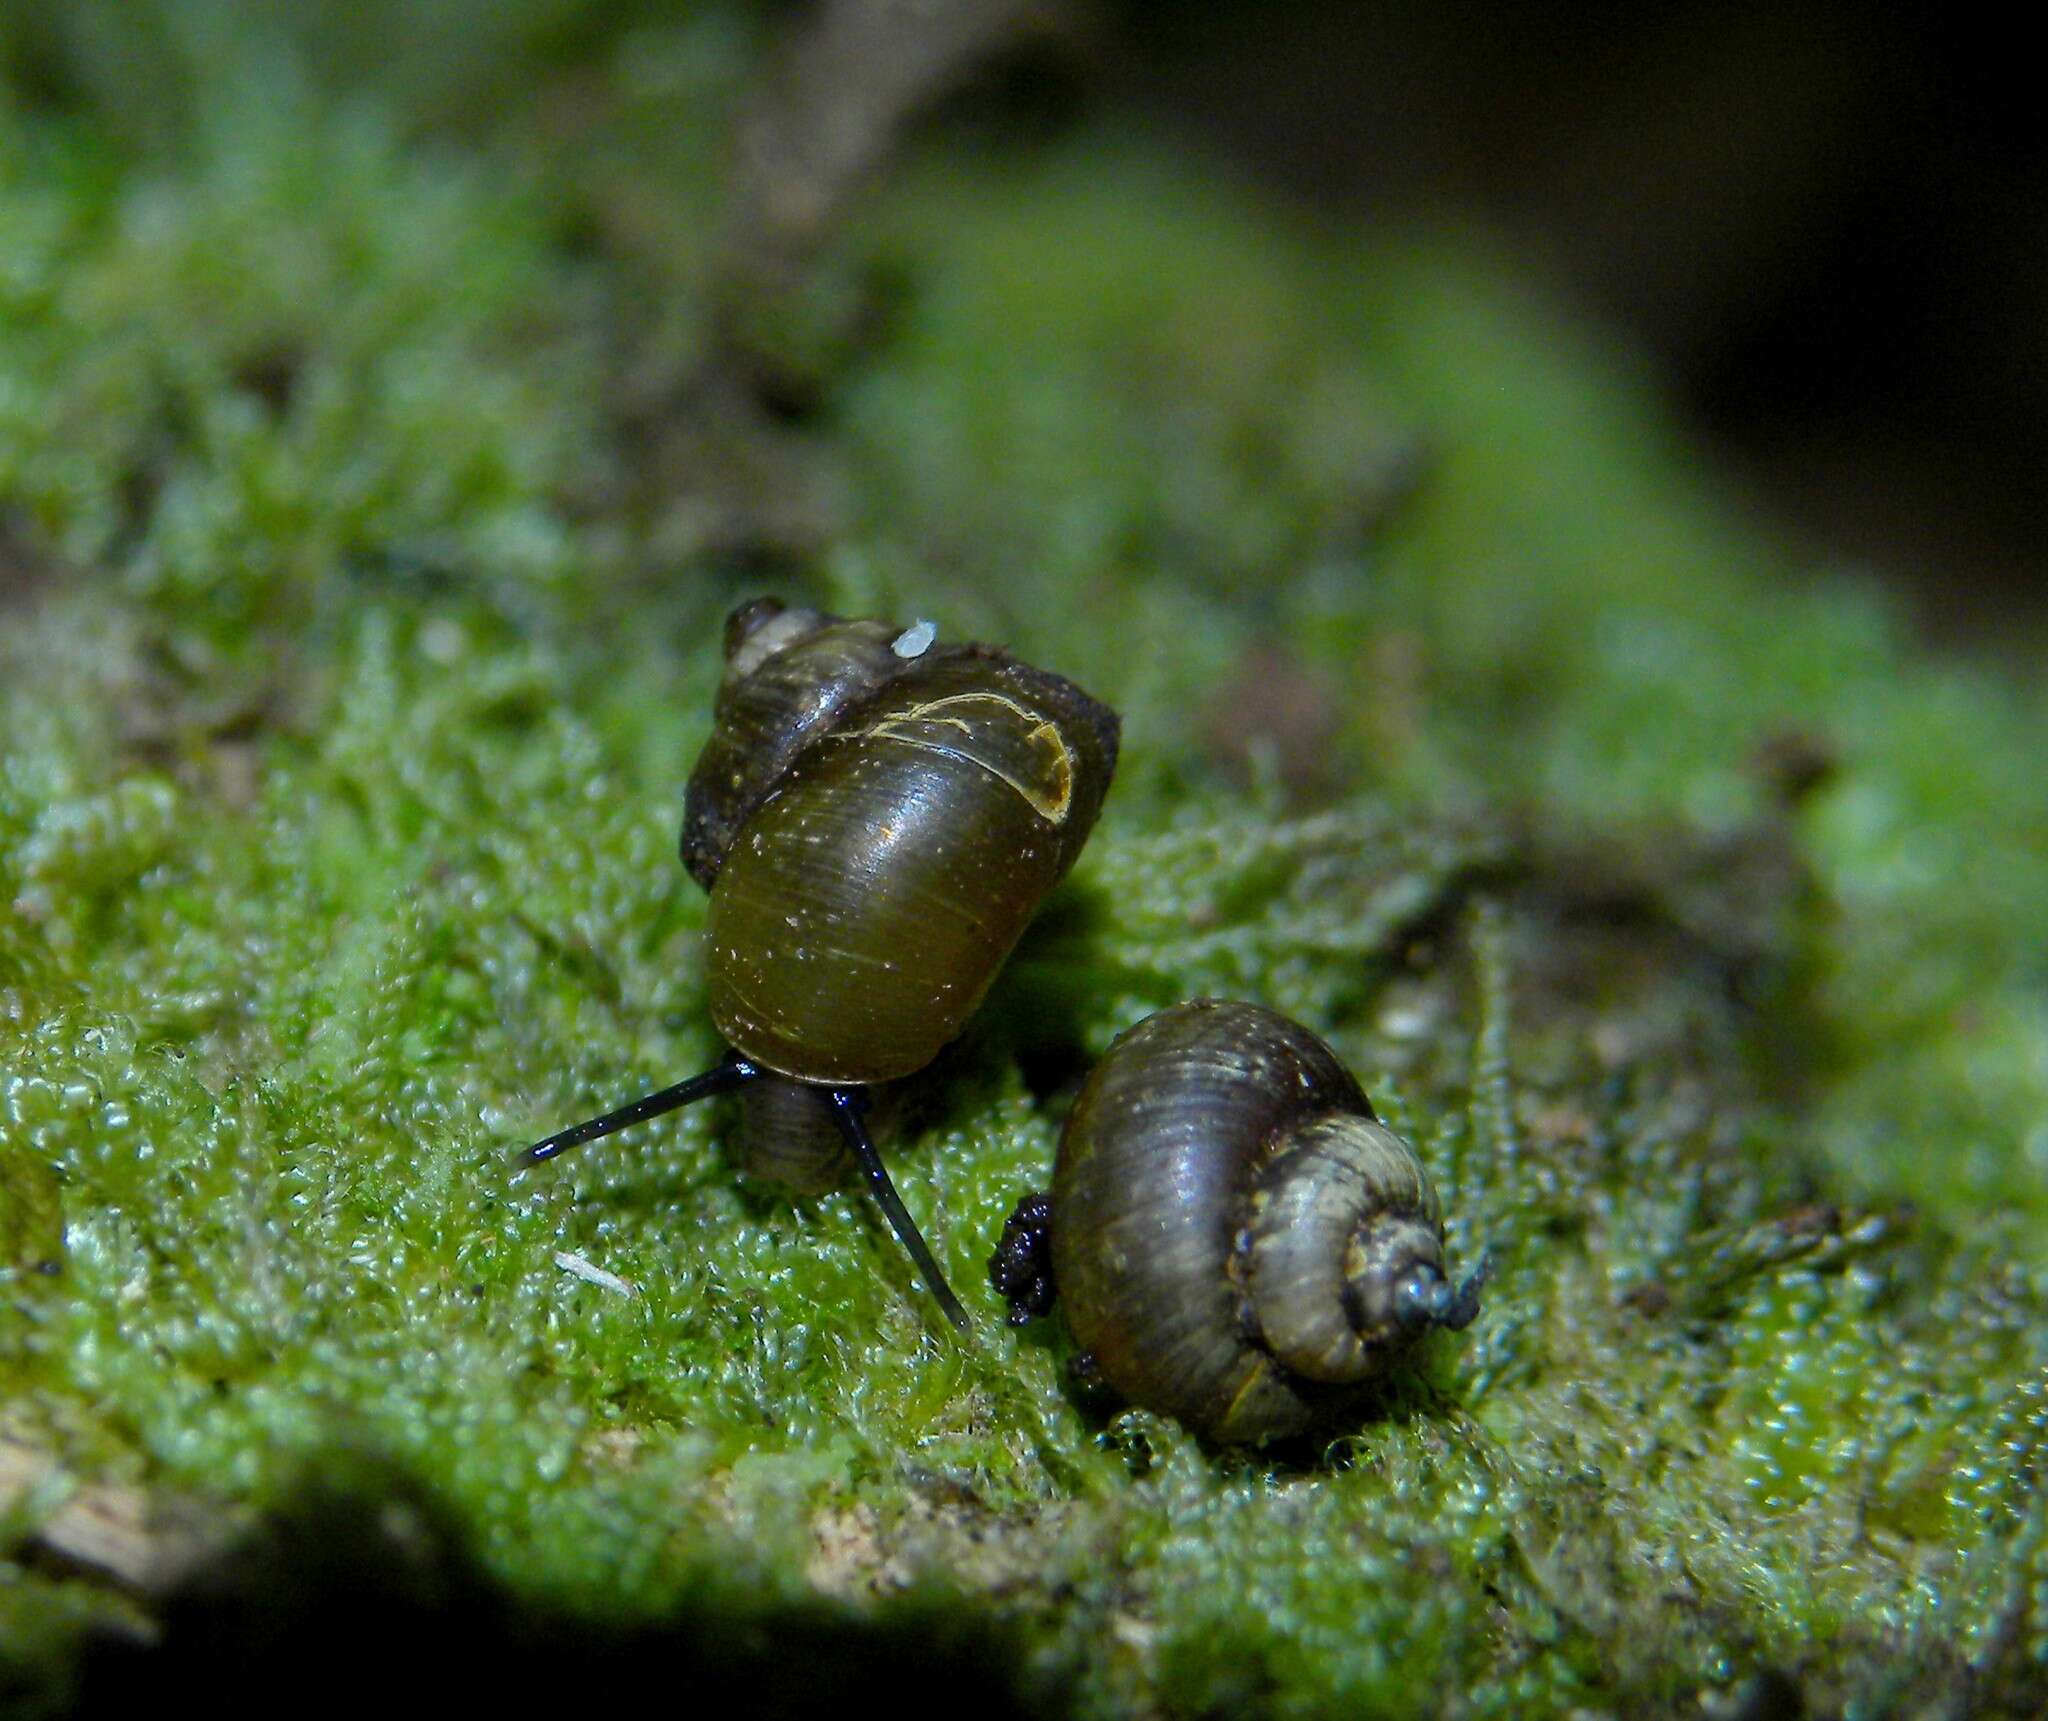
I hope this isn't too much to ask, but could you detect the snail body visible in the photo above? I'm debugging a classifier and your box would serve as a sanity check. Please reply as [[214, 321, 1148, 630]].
[[727, 1072, 853, 1195], [524, 599, 1120, 1329], [991, 1000, 1480, 1442]]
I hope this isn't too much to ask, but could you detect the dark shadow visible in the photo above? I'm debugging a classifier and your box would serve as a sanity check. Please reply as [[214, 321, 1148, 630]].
[[72, 1459, 1062, 1720], [973, 879, 1145, 1109]]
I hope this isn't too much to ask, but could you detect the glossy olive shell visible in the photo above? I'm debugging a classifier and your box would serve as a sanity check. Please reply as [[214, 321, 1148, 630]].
[[1050, 1000, 1446, 1444], [684, 604, 1120, 1088]]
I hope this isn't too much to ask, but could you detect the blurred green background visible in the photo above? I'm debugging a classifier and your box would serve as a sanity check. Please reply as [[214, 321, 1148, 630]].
[[3, 3, 2045, 1715]]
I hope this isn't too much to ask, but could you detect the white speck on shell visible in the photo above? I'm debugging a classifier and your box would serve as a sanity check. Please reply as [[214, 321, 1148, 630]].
[[891, 620, 937, 658]]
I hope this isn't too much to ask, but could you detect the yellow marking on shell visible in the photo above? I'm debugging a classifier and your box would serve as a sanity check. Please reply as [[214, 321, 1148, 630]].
[[852, 692, 1076, 825], [1220, 1356, 1278, 1436]]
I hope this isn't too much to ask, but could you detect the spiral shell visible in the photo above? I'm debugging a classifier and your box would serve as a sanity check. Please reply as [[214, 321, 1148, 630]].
[[1004, 999, 1476, 1443], [683, 598, 1120, 1174], [525, 600, 1119, 1331]]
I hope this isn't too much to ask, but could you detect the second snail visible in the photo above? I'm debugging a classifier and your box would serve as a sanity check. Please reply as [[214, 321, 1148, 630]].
[[991, 1000, 1484, 1444]]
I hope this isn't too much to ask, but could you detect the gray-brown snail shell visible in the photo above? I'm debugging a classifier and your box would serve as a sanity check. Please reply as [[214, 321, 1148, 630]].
[[991, 1000, 1482, 1442]]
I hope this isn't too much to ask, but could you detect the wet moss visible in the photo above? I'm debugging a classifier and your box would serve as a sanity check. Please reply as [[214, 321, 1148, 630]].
[[4, 7, 2047, 1716]]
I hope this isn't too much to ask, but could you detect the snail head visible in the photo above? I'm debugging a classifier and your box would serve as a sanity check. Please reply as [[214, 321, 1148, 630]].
[[1389, 1247, 1493, 1337]]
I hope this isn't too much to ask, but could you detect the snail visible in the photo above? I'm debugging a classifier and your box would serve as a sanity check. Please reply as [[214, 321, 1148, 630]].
[[989, 1000, 1483, 1442], [523, 598, 1121, 1329]]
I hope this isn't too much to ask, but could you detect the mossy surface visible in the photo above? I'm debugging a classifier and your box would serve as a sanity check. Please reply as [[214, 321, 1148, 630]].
[[4, 6, 2047, 1715]]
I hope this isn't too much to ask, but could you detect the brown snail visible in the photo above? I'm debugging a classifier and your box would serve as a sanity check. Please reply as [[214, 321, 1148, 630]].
[[990, 1000, 1483, 1441], [523, 599, 1120, 1329]]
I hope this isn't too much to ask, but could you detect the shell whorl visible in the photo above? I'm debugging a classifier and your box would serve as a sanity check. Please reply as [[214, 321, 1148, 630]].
[[680, 601, 902, 892], [1242, 1114, 1443, 1383]]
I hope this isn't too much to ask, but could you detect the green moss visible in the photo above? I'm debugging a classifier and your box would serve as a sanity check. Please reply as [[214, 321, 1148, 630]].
[[4, 8, 2048, 1716]]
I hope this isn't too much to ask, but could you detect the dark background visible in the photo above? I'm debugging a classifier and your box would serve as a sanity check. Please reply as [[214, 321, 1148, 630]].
[[1103, 0, 2046, 654], [6, 0, 2038, 650]]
